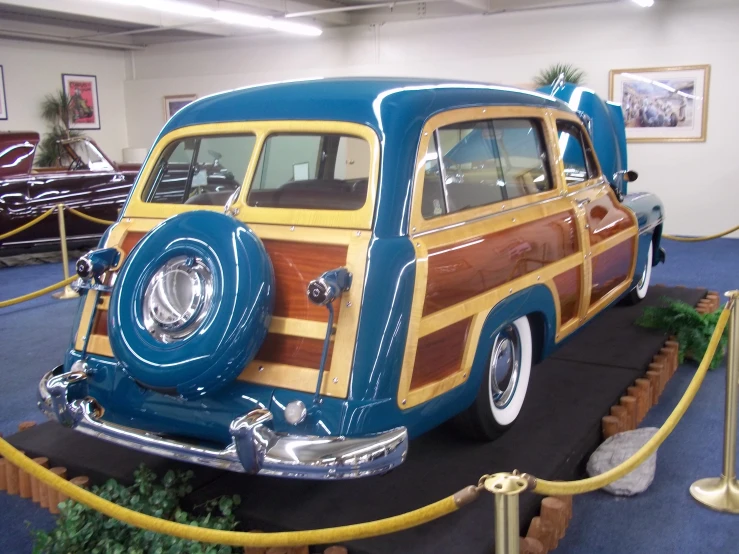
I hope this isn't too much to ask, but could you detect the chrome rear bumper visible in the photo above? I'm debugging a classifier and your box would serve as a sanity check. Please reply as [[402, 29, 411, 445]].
[[38, 366, 408, 479]]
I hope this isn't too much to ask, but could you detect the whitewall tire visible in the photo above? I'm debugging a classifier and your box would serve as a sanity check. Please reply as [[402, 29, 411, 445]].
[[455, 315, 533, 440], [625, 240, 653, 305]]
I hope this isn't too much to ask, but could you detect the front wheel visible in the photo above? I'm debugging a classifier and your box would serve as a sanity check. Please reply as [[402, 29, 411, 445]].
[[624, 240, 653, 305], [455, 315, 533, 440]]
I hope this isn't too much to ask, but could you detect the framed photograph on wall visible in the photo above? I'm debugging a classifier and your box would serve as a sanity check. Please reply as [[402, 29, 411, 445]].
[[609, 65, 710, 142], [164, 94, 197, 121], [62, 74, 101, 130], [0, 65, 7, 120]]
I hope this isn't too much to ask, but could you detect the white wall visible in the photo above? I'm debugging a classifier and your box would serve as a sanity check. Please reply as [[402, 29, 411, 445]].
[[123, 0, 739, 236], [0, 38, 129, 162]]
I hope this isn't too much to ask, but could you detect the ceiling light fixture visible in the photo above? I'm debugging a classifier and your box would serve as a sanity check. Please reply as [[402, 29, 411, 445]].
[[631, 0, 655, 7], [105, 0, 322, 36]]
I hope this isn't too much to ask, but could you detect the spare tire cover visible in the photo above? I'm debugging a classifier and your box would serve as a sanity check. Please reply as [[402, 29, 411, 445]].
[[108, 211, 274, 398]]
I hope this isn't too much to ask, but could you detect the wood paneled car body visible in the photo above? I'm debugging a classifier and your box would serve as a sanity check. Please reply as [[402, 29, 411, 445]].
[[38, 78, 665, 479]]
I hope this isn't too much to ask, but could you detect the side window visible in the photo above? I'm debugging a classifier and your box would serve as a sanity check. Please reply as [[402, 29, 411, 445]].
[[144, 134, 255, 205], [493, 119, 551, 199], [420, 132, 445, 218], [556, 121, 597, 186], [247, 133, 371, 211], [420, 118, 551, 219]]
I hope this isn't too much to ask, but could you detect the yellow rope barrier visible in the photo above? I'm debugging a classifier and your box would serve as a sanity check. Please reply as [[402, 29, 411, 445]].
[[0, 437, 468, 547], [0, 207, 56, 241], [0, 276, 77, 308], [663, 224, 739, 242], [66, 207, 114, 226], [531, 304, 731, 496]]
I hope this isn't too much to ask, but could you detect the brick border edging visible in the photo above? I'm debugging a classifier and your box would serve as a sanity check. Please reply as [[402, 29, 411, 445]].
[[521, 290, 721, 554]]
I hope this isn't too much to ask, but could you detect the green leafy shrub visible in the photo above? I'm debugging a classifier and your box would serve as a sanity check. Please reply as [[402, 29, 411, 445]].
[[636, 298, 728, 369], [33, 465, 241, 554], [532, 63, 586, 87]]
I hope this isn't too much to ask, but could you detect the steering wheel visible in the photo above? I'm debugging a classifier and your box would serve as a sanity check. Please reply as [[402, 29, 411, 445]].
[[68, 158, 86, 171]]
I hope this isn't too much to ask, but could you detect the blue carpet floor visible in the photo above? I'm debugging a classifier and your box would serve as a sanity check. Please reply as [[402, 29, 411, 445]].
[[0, 238, 737, 552]]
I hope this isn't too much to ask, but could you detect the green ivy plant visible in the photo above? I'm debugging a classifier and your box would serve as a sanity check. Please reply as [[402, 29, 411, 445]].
[[636, 298, 728, 369], [532, 63, 586, 87], [33, 465, 241, 554]]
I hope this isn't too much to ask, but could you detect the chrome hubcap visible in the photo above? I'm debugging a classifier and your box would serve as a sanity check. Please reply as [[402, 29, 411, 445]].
[[489, 324, 521, 409], [143, 256, 214, 343]]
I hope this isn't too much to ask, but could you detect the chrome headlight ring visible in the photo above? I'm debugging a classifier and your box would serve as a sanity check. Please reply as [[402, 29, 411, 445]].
[[142, 255, 214, 344]]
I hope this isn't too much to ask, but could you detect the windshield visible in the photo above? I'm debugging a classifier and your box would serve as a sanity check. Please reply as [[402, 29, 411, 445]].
[[247, 133, 370, 211], [143, 134, 256, 206], [68, 140, 113, 172]]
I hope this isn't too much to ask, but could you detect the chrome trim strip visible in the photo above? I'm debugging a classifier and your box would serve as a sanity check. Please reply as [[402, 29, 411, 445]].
[[38, 366, 408, 479], [413, 179, 609, 239]]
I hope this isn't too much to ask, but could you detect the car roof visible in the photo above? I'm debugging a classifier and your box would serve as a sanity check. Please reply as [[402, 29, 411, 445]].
[[161, 77, 569, 138]]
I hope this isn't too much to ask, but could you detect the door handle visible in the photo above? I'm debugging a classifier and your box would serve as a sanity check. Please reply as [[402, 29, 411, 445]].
[[577, 198, 591, 208]]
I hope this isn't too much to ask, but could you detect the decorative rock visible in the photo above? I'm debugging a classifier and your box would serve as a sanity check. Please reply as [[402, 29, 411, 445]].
[[586, 427, 659, 496]]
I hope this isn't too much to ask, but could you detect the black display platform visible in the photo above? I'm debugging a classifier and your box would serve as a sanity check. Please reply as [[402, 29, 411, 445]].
[[9, 285, 706, 554]]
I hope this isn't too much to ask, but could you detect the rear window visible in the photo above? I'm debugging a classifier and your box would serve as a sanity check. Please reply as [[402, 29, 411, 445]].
[[143, 134, 255, 206], [247, 133, 370, 210]]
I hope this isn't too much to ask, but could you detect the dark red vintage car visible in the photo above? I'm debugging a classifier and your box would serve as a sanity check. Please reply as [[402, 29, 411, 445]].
[[0, 131, 140, 253]]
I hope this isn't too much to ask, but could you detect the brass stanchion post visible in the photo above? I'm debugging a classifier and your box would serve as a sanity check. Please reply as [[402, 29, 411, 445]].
[[484, 473, 528, 554], [690, 290, 739, 513], [52, 204, 78, 300]]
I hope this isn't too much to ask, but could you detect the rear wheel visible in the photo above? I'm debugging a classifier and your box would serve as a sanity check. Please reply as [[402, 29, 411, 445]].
[[624, 240, 653, 305], [455, 315, 533, 440]]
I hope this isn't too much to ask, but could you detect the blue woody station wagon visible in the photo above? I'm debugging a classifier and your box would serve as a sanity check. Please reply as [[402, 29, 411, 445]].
[[39, 78, 665, 479]]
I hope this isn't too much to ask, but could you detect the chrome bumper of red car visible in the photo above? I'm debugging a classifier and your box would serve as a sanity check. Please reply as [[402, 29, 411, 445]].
[[38, 365, 408, 479]]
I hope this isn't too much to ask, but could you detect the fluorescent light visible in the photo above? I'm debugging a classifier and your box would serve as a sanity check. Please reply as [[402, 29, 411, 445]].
[[102, 0, 322, 36], [214, 9, 323, 36], [631, 0, 655, 7]]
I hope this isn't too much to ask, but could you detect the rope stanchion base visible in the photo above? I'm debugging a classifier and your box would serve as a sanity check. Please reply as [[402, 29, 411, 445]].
[[690, 476, 739, 513]]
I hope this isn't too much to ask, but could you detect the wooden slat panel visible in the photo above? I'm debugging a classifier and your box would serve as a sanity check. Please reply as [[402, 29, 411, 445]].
[[121, 231, 145, 255], [590, 240, 633, 305], [586, 195, 634, 246], [424, 212, 578, 316], [262, 239, 348, 322], [553, 267, 580, 325], [410, 317, 471, 390], [255, 333, 332, 370], [92, 309, 108, 337]]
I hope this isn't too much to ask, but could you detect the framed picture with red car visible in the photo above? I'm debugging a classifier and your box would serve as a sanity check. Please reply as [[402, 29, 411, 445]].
[[62, 73, 101, 130]]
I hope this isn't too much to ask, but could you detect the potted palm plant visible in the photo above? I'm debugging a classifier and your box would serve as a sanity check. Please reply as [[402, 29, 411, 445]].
[[36, 90, 81, 167], [533, 63, 587, 88]]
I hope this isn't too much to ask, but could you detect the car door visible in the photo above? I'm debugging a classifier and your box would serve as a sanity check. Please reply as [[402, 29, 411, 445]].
[[553, 114, 639, 321], [398, 106, 583, 410]]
